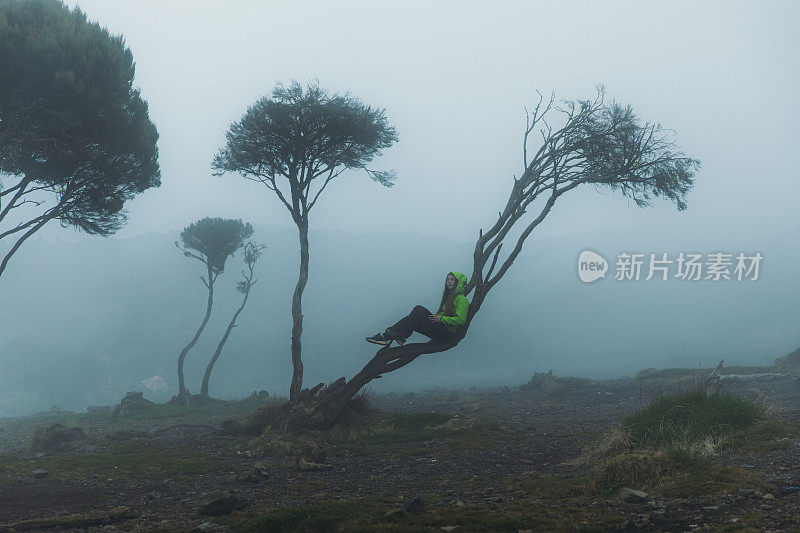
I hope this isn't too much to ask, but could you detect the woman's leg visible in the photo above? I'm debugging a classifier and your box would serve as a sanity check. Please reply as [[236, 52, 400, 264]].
[[387, 305, 454, 343], [385, 305, 429, 340]]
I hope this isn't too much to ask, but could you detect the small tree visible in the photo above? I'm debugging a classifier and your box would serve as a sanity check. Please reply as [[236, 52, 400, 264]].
[[0, 0, 160, 278], [212, 81, 398, 401], [288, 87, 701, 429], [174, 217, 253, 400], [200, 241, 267, 397]]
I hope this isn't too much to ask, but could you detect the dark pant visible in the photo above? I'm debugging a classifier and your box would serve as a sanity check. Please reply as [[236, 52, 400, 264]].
[[387, 305, 454, 343]]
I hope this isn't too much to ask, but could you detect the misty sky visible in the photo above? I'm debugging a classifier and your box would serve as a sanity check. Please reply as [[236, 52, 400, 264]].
[[49, 0, 799, 246], [2, 0, 800, 415]]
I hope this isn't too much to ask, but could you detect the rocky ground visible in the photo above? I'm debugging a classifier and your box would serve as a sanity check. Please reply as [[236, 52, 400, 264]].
[[1, 372, 799, 532]]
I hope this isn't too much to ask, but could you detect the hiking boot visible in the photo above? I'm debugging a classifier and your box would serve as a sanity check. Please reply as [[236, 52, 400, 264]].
[[366, 332, 391, 346], [384, 327, 407, 346]]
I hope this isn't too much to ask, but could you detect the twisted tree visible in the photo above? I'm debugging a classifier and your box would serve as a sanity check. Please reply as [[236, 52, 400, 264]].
[[174, 217, 253, 401], [212, 81, 398, 402], [288, 87, 700, 430], [0, 0, 160, 278], [200, 241, 267, 397]]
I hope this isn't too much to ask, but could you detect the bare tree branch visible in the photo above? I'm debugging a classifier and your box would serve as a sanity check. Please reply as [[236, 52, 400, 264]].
[[0, 208, 60, 277]]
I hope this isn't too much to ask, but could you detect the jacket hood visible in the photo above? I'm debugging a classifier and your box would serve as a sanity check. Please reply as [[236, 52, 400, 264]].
[[450, 271, 468, 296]]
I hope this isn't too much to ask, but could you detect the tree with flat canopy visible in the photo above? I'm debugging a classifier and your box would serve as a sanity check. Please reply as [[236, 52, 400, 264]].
[[0, 0, 160, 278], [212, 81, 398, 402], [285, 87, 701, 430], [174, 217, 253, 402]]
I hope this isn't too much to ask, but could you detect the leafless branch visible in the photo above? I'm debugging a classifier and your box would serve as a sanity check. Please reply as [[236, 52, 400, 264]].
[[307, 167, 344, 211]]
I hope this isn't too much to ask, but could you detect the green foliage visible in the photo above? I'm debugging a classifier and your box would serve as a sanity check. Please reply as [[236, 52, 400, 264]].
[[177, 217, 253, 277], [212, 80, 398, 217], [0, 0, 160, 235], [622, 388, 767, 448]]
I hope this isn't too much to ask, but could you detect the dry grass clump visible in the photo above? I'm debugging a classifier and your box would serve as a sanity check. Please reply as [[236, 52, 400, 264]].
[[588, 447, 762, 496], [589, 448, 686, 493], [583, 374, 797, 497], [327, 389, 374, 429]]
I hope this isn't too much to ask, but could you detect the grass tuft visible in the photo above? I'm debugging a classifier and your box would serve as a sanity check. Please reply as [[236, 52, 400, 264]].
[[622, 388, 767, 449], [585, 380, 797, 498]]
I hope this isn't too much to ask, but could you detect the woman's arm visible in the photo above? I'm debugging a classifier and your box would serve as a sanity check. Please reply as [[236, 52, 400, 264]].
[[438, 296, 469, 327]]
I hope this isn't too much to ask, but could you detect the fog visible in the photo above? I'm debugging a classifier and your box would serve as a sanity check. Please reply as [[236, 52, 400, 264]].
[[1, 223, 797, 417], [1, 1, 799, 417]]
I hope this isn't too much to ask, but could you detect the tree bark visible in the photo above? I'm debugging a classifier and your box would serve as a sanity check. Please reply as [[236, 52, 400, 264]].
[[287, 285, 489, 429], [177, 267, 214, 398], [289, 219, 310, 402], [200, 288, 249, 397]]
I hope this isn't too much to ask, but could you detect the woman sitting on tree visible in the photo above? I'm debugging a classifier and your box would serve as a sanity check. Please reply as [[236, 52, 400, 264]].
[[367, 271, 470, 346]]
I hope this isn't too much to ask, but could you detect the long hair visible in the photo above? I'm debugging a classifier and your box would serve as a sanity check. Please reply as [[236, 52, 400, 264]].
[[437, 273, 456, 316]]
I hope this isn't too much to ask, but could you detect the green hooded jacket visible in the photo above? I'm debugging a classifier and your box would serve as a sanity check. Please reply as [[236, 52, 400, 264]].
[[438, 271, 470, 334]]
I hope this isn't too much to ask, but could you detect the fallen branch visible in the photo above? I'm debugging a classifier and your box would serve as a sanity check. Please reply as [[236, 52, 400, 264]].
[[0, 506, 131, 532]]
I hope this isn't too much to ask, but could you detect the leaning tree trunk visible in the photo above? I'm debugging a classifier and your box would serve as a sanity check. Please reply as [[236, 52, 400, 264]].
[[200, 288, 250, 397], [289, 219, 310, 402], [285, 285, 490, 430], [177, 269, 214, 398]]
